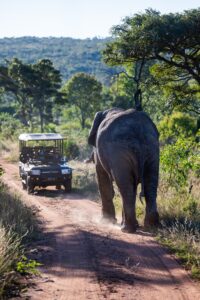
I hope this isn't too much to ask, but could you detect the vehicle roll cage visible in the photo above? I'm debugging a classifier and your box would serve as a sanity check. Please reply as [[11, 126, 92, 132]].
[[19, 133, 65, 157]]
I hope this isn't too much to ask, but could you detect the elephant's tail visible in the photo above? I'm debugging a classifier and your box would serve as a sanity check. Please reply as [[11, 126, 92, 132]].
[[139, 151, 145, 204]]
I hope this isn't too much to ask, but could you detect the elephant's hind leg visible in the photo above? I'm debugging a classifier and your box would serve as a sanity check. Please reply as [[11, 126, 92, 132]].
[[143, 160, 159, 228], [95, 157, 116, 223], [113, 169, 138, 233]]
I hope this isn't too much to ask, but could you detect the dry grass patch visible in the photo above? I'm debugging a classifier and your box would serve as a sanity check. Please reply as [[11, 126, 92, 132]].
[[0, 140, 19, 163], [0, 181, 39, 297], [70, 160, 98, 198]]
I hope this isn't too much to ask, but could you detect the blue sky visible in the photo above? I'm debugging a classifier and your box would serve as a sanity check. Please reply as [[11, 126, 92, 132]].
[[0, 0, 199, 38]]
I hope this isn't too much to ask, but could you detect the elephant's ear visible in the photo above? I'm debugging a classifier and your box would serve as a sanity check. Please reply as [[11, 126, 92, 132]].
[[88, 111, 103, 146]]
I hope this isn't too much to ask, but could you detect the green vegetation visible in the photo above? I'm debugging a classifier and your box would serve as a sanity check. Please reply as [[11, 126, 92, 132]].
[[0, 37, 117, 85], [103, 8, 200, 114], [157, 220, 200, 280], [0, 7, 199, 282], [0, 58, 62, 132], [160, 136, 199, 189], [101, 9, 200, 278], [0, 178, 39, 297], [0, 113, 26, 139], [62, 72, 102, 128], [16, 256, 41, 276]]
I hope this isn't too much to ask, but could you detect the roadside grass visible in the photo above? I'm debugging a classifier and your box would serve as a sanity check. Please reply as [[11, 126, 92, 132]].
[[70, 160, 99, 199], [157, 220, 200, 280], [156, 175, 200, 280], [0, 140, 19, 163], [0, 180, 39, 298], [0, 227, 22, 296]]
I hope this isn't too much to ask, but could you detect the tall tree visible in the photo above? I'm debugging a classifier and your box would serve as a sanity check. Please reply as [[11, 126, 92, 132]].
[[0, 59, 62, 132], [0, 58, 37, 127], [103, 8, 200, 113], [32, 59, 62, 132], [62, 73, 102, 128]]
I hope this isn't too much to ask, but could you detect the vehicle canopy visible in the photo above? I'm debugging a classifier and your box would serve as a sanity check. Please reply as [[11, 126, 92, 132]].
[[19, 133, 65, 163], [19, 133, 63, 141]]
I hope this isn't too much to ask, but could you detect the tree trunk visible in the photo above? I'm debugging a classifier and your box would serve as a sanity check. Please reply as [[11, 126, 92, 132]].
[[40, 114, 44, 132], [80, 111, 85, 129], [38, 99, 45, 132], [81, 117, 85, 129], [39, 110, 44, 133]]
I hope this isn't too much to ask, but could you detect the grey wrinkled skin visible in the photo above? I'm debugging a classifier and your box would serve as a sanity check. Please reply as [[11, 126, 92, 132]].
[[88, 108, 159, 233]]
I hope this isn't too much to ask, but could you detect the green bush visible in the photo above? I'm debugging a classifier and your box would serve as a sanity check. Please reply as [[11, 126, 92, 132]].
[[157, 219, 200, 279], [64, 140, 79, 159], [160, 136, 199, 189], [0, 174, 39, 296], [44, 122, 57, 133], [0, 113, 26, 139], [16, 256, 41, 275], [158, 111, 197, 143]]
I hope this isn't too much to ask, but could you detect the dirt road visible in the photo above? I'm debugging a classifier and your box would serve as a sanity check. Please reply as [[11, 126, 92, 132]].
[[1, 161, 200, 300]]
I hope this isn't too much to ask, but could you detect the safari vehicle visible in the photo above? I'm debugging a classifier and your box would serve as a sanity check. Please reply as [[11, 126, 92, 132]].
[[19, 133, 72, 194]]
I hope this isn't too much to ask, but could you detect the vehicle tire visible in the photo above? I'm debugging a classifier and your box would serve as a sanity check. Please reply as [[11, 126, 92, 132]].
[[64, 179, 72, 193], [26, 176, 34, 194]]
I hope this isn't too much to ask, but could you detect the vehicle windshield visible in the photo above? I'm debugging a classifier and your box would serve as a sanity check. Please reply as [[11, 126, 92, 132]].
[[20, 146, 61, 165]]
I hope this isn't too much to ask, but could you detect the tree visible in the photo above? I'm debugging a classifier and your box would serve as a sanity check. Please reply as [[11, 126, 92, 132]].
[[158, 111, 197, 143], [0, 59, 62, 132], [0, 58, 37, 127], [109, 61, 159, 111], [150, 63, 200, 115], [103, 8, 200, 112], [62, 73, 102, 128], [32, 59, 62, 132]]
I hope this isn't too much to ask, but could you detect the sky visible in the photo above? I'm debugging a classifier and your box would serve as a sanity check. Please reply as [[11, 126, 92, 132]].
[[0, 0, 199, 38]]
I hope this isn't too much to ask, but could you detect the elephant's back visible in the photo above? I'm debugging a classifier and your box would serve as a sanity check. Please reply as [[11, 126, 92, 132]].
[[97, 110, 159, 146]]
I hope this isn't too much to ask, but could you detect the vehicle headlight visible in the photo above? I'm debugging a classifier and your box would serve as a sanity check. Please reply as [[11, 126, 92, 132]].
[[31, 169, 41, 175], [61, 168, 71, 175]]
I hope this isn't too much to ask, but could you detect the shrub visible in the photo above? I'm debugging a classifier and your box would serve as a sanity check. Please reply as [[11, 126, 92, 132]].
[[64, 140, 79, 159], [0, 226, 21, 276], [44, 122, 57, 133], [70, 160, 98, 197], [158, 219, 200, 279], [0, 178, 39, 296], [158, 111, 197, 143], [160, 136, 199, 189], [0, 113, 26, 140], [0, 182, 38, 240]]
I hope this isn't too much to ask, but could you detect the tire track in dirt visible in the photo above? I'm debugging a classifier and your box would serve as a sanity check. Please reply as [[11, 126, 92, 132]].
[[1, 160, 200, 300]]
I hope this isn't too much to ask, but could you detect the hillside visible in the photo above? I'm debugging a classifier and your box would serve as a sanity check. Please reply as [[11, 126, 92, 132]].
[[0, 36, 118, 84]]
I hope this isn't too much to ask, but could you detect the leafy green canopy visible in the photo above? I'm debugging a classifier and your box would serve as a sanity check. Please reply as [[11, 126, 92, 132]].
[[0, 59, 62, 132], [62, 73, 102, 129], [103, 8, 200, 114], [103, 8, 200, 83], [158, 111, 197, 142]]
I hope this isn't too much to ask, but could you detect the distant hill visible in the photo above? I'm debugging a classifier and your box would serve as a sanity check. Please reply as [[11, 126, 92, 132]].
[[0, 36, 119, 85]]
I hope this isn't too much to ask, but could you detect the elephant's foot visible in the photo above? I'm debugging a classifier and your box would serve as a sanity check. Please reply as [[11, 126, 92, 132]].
[[144, 211, 159, 228], [121, 220, 139, 234], [101, 213, 117, 224]]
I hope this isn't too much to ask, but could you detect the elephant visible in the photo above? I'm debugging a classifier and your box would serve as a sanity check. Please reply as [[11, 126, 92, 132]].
[[88, 108, 159, 233]]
